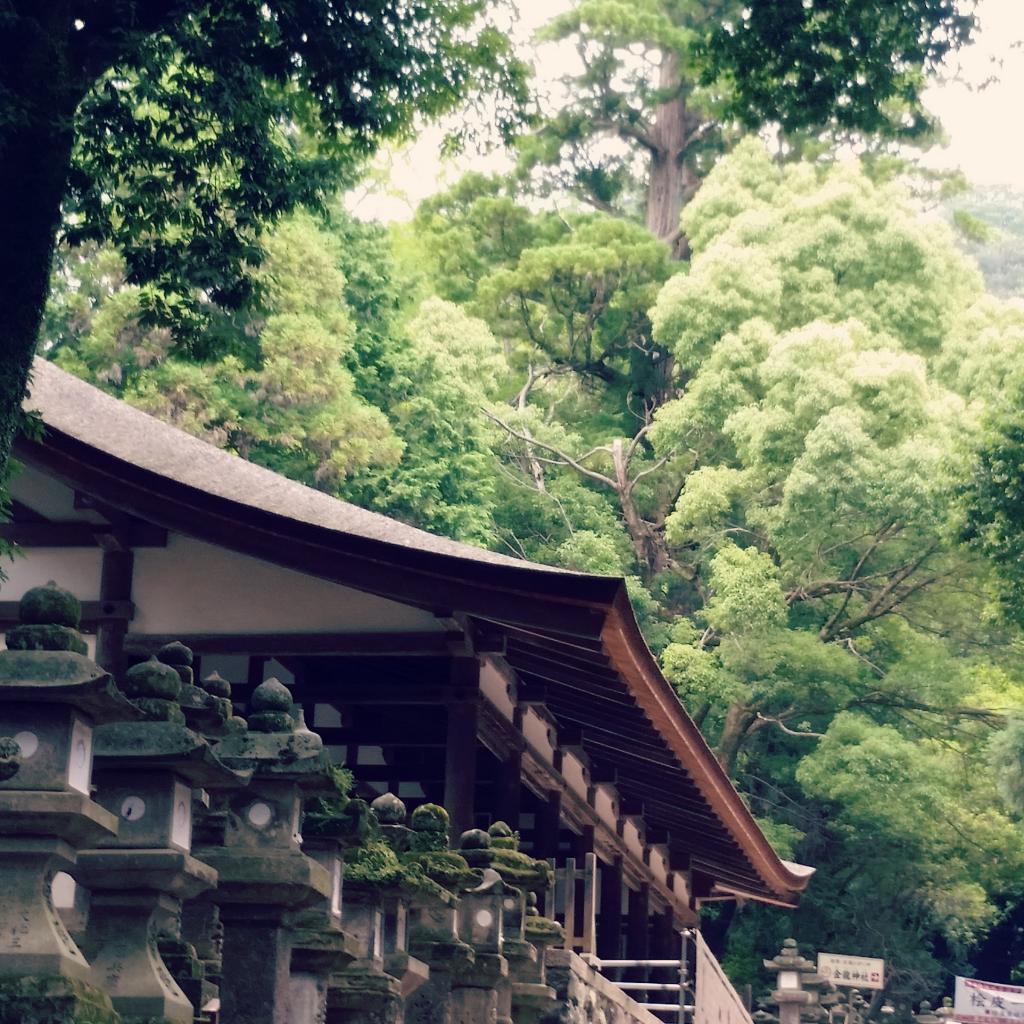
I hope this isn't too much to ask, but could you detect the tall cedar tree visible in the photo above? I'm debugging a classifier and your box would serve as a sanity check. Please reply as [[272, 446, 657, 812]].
[[524, 0, 976, 254]]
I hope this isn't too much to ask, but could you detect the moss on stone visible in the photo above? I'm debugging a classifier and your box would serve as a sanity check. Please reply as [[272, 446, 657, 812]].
[[401, 850, 480, 890], [0, 974, 120, 1024], [488, 820, 519, 851], [19, 582, 81, 628], [5, 624, 88, 655], [524, 915, 565, 944], [122, 657, 182, 701], [460, 846, 554, 890], [345, 840, 448, 900], [130, 697, 186, 724], [410, 803, 448, 835]]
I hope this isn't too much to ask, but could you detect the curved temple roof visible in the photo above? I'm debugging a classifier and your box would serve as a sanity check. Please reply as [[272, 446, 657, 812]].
[[20, 357, 812, 906]]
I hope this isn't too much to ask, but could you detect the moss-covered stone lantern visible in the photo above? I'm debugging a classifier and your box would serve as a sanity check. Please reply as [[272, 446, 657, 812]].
[[454, 829, 514, 1024], [200, 677, 335, 1024], [0, 582, 139, 1023], [75, 645, 243, 1024]]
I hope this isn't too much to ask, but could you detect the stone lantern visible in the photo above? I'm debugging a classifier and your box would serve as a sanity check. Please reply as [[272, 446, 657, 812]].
[[75, 650, 242, 1024], [401, 802, 478, 1024], [199, 677, 335, 1024], [327, 794, 433, 1024], [454, 830, 513, 1024], [459, 820, 560, 1024], [915, 1001, 944, 1024], [0, 582, 138, 1022], [763, 939, 819, 1024]]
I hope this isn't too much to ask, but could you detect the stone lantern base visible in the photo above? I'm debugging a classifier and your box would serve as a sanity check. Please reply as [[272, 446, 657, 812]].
[[327, 968, 403, 1024], [0, 973, 121, 1024]]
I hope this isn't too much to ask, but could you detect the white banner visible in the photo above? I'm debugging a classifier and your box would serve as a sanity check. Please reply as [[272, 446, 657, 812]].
[[817, 952, 885, 991], [955, 977, 1024, 1024]]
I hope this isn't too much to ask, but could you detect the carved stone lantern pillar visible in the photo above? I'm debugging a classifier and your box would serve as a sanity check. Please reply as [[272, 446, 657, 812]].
[[402, 803, 477, 1024], [327, 794, 433, 1024], [451, 829, 513, 1024], [76, 650, 242, 1024], [200, 678, 335, 1024], [764, 939, 819, 1024], [458, 821, 560, 1024], [0, 582, 138, 1022]]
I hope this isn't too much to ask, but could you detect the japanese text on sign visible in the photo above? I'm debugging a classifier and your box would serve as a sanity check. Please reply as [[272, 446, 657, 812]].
[[955, 977, 1024, 1024], [817, 953, 885, 991]]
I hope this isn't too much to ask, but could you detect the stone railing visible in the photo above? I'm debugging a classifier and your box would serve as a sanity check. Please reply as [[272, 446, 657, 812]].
[[544, 949, 667, 1024]]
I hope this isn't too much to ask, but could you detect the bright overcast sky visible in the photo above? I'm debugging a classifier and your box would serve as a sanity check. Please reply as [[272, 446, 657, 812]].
[[350, 0, 1024, 222]]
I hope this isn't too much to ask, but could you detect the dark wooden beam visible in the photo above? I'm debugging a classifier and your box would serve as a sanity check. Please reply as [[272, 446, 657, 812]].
[[598, 857, 624, 961], [125, 631, 462, 657], [620, 797, 644, 818], [496, 747, 523, 827], [534, 788, 562, 861], [0, 522, 166, 548], [626, 883, 651, 982], [0, 600, 133, 630], [668, 849, 692, 873], [455, 614, 507, 655]]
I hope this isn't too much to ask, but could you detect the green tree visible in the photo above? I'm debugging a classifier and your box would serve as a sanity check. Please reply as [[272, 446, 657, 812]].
[[0, 0, 528, 485], [46, 208, 507, 545], [522, 0, 975, 252], [49, 211, 404, 484]]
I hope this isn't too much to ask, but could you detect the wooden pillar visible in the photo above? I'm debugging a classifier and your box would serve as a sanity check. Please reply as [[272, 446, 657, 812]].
[[573, 823, 594, 861], [444, 657, 480, 840], [651, 904, 677, 984], [534, 787, 562, 861], [626, 883, 651, 984], [597, 857, 624, 961], [95, 546, 132, 676], [496, 746, 522, 827]]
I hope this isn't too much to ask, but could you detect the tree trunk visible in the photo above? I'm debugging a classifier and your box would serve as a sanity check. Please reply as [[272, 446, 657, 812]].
[[612, 439, 675, 579], [645, 52, 700, 259], [715, 704, 755, 776], [0, 6, 81, 483]]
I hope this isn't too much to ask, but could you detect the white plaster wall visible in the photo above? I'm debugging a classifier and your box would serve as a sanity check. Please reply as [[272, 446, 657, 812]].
[[0, 548, 103, 602], [480, 658, 515, 721], [622, 819, 643, 861], [562, 753, 588, 804], [131, 535, 440, 634], [593, 786, 617, 827], [522, 708, 556, 761]]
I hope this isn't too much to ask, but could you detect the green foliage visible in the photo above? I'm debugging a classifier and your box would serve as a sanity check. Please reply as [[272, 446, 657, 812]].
[[520, 0, 974, 233], [47, 210, 504, 545], [0, 975, 118, 1024], [961, 382, 1024, 623], [701, 1, 975, 139], [55, 0, 530, 342]]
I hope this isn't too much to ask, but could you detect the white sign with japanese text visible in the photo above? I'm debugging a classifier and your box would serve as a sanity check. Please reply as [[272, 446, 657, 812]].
[[955, 976, 1024, 1024], [817, 953, 885, 991]]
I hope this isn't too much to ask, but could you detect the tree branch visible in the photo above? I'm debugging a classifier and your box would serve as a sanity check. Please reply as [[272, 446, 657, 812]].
[[483, 408, 618, 490]]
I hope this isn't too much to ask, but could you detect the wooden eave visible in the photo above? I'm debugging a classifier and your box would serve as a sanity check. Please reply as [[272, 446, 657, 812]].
[[16, 359, 812, 907]]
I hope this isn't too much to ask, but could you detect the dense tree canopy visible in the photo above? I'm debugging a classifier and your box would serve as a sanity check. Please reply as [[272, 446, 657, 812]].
[[519, 0, 976, 251]]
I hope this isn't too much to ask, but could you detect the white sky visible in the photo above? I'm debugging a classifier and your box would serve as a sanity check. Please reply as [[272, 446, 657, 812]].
[[349, 0, 1024, 222]]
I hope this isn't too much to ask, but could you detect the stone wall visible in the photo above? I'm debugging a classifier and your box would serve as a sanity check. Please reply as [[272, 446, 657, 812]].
[[542, 949, 665, 1024]]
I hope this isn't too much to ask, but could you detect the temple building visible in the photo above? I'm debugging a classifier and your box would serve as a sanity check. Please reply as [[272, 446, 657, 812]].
[[3, 359, 811, 980]]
